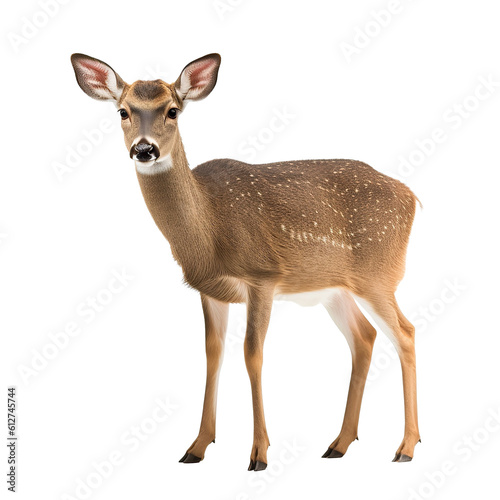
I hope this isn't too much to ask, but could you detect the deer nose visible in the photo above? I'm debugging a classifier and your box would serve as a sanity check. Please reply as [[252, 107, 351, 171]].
[[131, 139, 160, 162], [135, 143, 153, 154]]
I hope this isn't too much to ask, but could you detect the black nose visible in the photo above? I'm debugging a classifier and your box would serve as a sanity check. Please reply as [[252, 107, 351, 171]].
[[135, 143, 153, 154], [131, 140, 160, 162]]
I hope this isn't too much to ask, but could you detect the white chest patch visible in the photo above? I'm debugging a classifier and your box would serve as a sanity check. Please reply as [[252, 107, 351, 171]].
[[274, 287, 342, 307]]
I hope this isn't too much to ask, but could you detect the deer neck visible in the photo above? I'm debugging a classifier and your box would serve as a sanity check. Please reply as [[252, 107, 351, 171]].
[[135, 135, 215, 273]]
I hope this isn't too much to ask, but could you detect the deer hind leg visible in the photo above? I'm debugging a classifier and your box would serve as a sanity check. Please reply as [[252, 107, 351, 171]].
[[355, 293, 421, 462], [322, 289, 377, 458], [179, 294, 228, 464]]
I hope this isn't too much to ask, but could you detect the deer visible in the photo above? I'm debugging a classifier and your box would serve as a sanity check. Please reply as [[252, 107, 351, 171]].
[[71, 52, 421, 471]]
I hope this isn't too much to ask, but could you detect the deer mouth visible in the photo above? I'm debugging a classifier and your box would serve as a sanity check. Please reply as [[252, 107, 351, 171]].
[[135, 152, 157, 163]]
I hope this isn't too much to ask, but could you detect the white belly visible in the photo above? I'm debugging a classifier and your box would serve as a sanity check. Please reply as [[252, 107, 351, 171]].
[[274, 287, 341, 307]]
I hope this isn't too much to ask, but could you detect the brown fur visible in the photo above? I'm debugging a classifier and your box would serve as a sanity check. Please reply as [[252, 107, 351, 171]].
[[137, 137, 417, 301]]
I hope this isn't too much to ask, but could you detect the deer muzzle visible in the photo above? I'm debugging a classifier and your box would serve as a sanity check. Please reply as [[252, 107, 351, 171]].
[[131, 139, 160, 163]]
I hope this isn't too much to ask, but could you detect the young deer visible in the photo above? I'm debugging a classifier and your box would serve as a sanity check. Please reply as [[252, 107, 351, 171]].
[[71, 52, 421, 470]]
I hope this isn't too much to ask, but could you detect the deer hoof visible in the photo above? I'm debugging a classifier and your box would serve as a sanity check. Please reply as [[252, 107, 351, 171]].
[[179, 452, 202, 463], [322, 448, 344, 459], [248, 459, 267, 471], [392, 453, 412, 462]]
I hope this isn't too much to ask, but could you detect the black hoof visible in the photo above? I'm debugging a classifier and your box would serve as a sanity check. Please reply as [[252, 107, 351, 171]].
[[322, 448, 344, 459], [248, 459, 267, 471], [254, 460, 267, 471], [179, 452, 202, 463], [392, 453, 412, 462]]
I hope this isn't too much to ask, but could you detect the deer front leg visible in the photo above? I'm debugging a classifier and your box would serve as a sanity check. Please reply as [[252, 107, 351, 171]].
[[244, 283, 274, 471], [179, 294, 228, 464]]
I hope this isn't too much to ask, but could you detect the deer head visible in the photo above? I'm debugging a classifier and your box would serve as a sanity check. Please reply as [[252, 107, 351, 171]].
[[70, 53, 221, 169]]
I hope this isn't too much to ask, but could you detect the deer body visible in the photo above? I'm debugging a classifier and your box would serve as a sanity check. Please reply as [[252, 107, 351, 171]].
[[137, 146, 416, 302], [72, 52, 421, 470]]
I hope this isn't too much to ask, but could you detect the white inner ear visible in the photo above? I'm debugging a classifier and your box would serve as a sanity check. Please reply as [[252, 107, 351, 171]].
[[79, 61, 121, 101], [176, 71, 195, 101], [176, 61, 214, 101]]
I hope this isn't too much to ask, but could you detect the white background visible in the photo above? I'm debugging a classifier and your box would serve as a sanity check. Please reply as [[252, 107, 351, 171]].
[[2, 0, 499, 499]]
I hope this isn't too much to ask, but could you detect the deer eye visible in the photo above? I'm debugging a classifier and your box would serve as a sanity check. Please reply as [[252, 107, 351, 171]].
[[119, 109, 129, 120], [167, 108, 179, 119]]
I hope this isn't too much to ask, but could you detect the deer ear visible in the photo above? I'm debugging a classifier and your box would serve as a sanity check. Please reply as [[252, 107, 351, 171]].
[[175, 53, 221, 103], [71, 53, 126, 102]]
